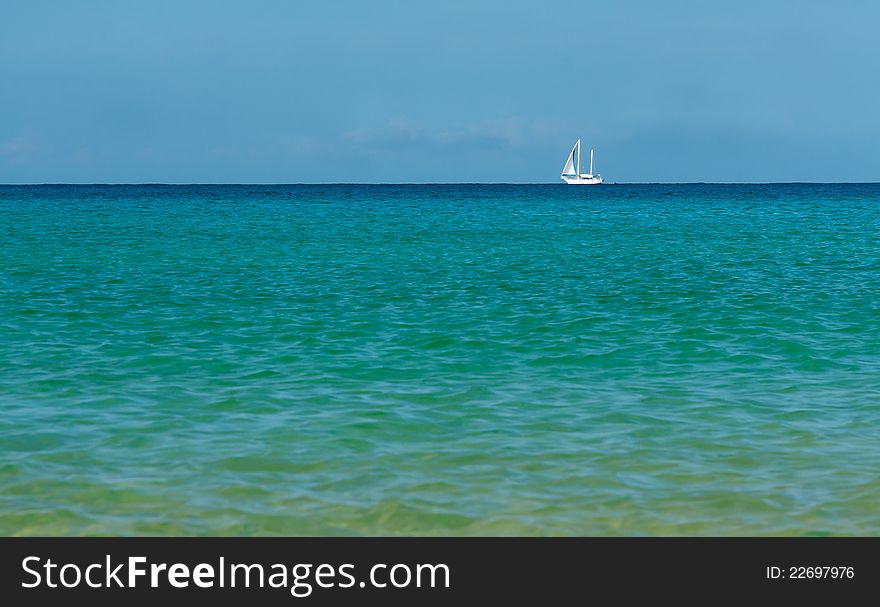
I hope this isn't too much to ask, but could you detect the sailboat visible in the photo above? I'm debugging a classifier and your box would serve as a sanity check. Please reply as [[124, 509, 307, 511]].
[[561, 139, 603, 185]]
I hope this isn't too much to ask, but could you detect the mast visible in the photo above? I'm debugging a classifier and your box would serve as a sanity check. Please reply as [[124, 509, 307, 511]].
[[576, 139, 581, 175], [590, 148, 593, 176]]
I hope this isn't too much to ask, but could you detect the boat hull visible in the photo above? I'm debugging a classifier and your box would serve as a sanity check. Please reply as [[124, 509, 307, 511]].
[[561, 176, 603, 185]]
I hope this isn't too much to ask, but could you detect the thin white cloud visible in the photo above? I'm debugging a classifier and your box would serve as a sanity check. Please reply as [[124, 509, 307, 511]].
[[343, 117, 531, 150], [0, 131, 40, 160]]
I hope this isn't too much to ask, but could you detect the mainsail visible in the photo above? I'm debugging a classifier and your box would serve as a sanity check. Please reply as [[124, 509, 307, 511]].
[[561, 140, 579, 176]]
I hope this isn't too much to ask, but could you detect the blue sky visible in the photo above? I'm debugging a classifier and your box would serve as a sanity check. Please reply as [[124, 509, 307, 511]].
[[1, 1, 878, 183]]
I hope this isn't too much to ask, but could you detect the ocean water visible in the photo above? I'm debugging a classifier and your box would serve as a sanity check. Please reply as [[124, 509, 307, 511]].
[[2, 183, 880, 536]]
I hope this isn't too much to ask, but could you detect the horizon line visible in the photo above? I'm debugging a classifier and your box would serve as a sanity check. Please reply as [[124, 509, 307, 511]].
[[2, 181, 879, 187]]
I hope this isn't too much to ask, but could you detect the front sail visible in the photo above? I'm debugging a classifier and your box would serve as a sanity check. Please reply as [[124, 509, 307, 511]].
[[561, 142, 578, 176]]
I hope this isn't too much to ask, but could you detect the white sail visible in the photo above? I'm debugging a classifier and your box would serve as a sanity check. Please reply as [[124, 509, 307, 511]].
[[561, 141, 578, 176]]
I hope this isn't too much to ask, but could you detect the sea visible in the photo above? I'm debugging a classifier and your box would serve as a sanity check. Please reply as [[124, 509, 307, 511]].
[[2, 183, 879, 536]]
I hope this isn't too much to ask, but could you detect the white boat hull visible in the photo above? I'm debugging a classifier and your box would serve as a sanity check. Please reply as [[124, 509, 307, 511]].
[[562, 175, 603, 185]]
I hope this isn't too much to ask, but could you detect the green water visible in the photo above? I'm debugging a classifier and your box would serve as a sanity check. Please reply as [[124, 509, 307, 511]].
[[2, 184, 879, 535]]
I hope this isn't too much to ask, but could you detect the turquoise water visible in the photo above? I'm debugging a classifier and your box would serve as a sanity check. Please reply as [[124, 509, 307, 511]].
[[2, 184, 880, 536]]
